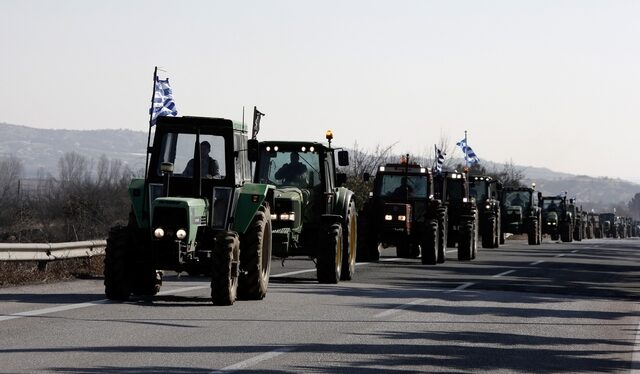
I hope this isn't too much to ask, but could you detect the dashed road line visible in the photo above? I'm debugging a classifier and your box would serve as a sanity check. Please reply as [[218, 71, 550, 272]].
[[375, 299, 426, 318], [556, 253, 566, 257], [446, 282, 475, 293], [529, 260, 544, 266], [571, 250, 578, 253], [492, 270, 516, 278], [212, 348, 294, 373]]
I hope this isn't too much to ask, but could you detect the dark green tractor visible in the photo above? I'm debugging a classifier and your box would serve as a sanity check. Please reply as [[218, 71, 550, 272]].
[[469, 175, 502, 248], [434, 171, 478, 261], [541, 195, 564, 241], [253, 133, 357, 283], [599, 213, 617, 238], [104, 116, 275, 305], [567, 198, 582, 242], [500, 186, 542, 245], [358, 159, 446, 265]]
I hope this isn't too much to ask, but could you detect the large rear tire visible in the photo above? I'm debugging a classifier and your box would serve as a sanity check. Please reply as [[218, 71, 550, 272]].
[[104, 226, 131, 301], [482, 215, 496, 248], [458, 221, 473, 261], [437, 208, 447, 264], [560, 222, 572, 242], [421, 219, 439, 265], [238, 205, 272, 300], [317, 223, 342, 284], [340, 200, 357, 281], [527, 220, 539, 245], [211, 231, 239, 306]]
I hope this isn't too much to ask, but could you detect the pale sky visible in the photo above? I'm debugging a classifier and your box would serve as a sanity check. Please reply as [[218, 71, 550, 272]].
[[1, 0, 639, 182]]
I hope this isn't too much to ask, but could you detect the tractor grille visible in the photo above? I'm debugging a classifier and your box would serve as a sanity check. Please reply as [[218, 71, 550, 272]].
[[153, 207, 188, 233]]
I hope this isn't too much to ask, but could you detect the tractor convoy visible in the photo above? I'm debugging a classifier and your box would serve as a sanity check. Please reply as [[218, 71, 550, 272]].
[[103, 113, 639, 304]]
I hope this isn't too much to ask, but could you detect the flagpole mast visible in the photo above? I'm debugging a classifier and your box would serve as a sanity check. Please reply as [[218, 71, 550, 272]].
[[144, 66, 158, 181], [464, 130, 470, 200]]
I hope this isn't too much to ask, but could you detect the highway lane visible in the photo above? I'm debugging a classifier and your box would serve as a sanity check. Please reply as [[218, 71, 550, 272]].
[[0, 238, 638, 373]]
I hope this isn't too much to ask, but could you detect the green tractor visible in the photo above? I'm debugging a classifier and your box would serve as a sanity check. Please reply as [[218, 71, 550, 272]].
[[500, 186, 542, 245], [358, 158, 446, 265], [104, 116, 274, 305], [434, 170, 479, 261], [599, 212, 618, 238], [253, 132, 357, 283], [540, 195, 563, 241], [567, 198, 582, 242], [469, 175, 502, 248]]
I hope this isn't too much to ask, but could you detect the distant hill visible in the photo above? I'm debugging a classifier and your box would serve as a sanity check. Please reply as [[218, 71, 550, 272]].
[[1, 122, 638, 209], [0, 122, 148, 176]]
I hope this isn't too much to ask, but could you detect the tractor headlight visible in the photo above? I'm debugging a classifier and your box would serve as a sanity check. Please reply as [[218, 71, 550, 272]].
[[271, 214, 278, 220], [176, 229, 187, 240], [154, 228, 165, 239], [398, 215, 407, 221], [385, 215, 393, 221], [279, 213, 295, 221], [485, 204, 491, 210], [463, 197, 468, 203]]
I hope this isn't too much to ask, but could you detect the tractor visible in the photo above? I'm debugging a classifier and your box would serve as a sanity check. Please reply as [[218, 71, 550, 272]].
[[599, 213, 618, 238], [500, 186, 542, 245], [104, 116, 274, 305], [253, 131, 357, 283], [469, 175, 502, 248], [358, 157, 446, 265], [434, 170, 479, 261], [540, 195, 563, 241]]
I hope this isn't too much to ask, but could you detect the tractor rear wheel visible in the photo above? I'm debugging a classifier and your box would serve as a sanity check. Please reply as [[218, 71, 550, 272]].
[[104, 226, 131, 301], [458, 221, 474, 261], [560, 222, 572, 242], [211, 231, 239, 305], [437, 209, 447, 264], [482, 216, 496, 248], [238, 205, 272, 300], [527, 220, 539, 245], [421, 219, 439, 265], [396, 237, 411, 258], [317, 223, 342, 284], [340, 200, 357, 281]]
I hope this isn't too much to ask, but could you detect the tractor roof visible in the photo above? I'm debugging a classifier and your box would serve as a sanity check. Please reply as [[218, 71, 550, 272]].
[[260, 140, 331, 150], [156, 116, 247, 133]]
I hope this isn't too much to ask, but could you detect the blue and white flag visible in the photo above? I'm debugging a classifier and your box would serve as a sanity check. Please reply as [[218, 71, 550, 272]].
[[456, 138, 479, 164], [149, 77, 177, 126], [435, 146, 446, 173]]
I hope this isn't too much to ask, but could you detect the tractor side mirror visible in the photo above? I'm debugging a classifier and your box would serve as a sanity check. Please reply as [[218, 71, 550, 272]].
[[336, 172, 347, 186], [363, 172, 370, 182], [247, 139, 259, 162], [160, 162, 174, 174], [337, 150, 349, 166]]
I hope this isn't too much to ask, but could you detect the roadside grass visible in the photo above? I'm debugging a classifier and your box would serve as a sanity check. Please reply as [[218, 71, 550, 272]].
[[0, 256, 104, 288]]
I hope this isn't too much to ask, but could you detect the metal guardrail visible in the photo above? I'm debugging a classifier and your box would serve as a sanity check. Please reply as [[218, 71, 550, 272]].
[[0, 240, 106, 261]]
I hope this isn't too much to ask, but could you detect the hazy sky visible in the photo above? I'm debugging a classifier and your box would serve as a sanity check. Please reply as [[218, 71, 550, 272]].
[[1, 1, 639, 182]]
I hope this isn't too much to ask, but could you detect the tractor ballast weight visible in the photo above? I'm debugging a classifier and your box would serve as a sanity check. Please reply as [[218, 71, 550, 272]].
[[358, 159, 446, 265], [434, 171, 478, 261], [469, 175, 502, 248], [253, 136, 357, 284], [500, 186, 542, 245], [104, 116, 275, 305]]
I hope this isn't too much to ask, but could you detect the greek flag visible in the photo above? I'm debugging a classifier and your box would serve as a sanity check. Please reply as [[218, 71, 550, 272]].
[[435, 146, 445, 173], [149, 77, 177, 126], [456, 138, 479, 164]]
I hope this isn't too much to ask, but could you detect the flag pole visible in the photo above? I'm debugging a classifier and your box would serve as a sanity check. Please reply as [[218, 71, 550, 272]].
[[145, 66, 158, 180], [464, 130, 470, 200]]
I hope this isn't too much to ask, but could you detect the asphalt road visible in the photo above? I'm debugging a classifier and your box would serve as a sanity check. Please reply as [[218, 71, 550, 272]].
[[0, 238, 638, 373]]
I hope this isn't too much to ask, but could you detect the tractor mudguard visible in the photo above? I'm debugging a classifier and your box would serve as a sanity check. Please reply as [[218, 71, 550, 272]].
[[333, 187, 355, 219], [232, 183, 274, 234]]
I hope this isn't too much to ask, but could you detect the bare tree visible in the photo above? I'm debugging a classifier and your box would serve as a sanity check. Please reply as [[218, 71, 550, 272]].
[[343, 142, 395, 209]]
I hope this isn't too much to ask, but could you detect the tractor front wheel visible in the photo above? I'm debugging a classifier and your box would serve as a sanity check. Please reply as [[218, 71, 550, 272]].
[[211, 231, 239, 305], [104, 226, 131, 301], [317, 223, 343, 284], [238, 205, 272, 300], [421, 219, 439, 265]]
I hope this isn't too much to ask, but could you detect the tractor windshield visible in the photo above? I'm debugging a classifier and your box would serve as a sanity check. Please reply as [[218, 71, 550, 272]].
[[504, 191, 530, 211], [257, 148, 321, 188], [469, 180, 488, 202], [377, 174, 428, 199], [542, 198, 562, 212], [157, 133, 227, 179]]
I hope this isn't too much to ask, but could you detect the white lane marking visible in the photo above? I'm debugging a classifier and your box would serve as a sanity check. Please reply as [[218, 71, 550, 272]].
[[0, 301, 108, 322], [529, 260, 544, 266], [633, 322, 640, 373], [271, 269, 316, 277], [446, 282, 475, 293], [571, 250, 578, 253], [212, 347, 293, 373], [556, 254, 566, 257], [375, 299, 426, 318], [0, 285, 209, 323], [492, 270, 516, 278]]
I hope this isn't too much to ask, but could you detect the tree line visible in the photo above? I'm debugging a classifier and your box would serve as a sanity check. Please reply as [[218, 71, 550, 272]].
[[0, 145, 638, 243]]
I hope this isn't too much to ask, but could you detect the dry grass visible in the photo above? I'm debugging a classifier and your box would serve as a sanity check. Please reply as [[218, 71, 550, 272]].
[[0, 255, 104, 288]]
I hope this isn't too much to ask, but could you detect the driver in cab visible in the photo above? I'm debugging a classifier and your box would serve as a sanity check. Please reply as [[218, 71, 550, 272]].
[[275, 152, 308, 186]]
